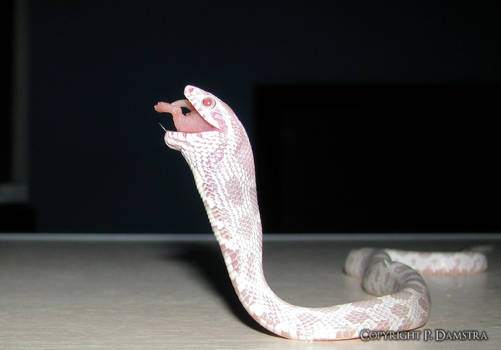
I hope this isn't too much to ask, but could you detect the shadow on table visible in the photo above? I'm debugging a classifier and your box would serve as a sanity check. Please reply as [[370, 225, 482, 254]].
[[165, 242, 276, 337]]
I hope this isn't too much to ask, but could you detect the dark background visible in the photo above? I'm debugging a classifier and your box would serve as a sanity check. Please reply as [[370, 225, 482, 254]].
[[4, 0, 500, 233], [255, 85, 499, 233], [2, 1, 14, 183]]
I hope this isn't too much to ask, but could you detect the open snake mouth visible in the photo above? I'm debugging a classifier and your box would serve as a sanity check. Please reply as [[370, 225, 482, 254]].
[[154, 99, 218, 134]]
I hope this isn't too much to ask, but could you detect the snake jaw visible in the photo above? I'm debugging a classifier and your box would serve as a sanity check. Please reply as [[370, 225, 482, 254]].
[[155, 85, 229, 151], [154, 85, 229, 137]]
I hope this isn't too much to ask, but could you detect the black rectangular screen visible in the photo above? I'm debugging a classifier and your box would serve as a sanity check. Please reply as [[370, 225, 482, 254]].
[[254, 85, 500, 233]]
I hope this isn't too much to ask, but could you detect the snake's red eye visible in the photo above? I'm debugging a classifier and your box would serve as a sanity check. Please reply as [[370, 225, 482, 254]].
[[202, 97, 214, 107]]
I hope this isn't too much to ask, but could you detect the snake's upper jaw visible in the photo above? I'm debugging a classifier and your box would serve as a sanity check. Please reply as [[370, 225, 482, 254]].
[[184, 85, 227, 131]]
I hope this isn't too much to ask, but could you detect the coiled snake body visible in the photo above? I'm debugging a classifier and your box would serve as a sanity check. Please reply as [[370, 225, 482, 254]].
[[155, 85, 487, 341]]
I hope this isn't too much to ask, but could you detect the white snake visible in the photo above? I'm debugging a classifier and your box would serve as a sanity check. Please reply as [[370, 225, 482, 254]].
[[155, 85, 487, 341]]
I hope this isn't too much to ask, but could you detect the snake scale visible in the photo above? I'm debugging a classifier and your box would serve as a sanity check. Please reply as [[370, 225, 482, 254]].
[[155, 85, 487, 341]]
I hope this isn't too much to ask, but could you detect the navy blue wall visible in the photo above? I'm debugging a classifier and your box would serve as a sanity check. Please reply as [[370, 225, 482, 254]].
[[28, 1, 500, 232]]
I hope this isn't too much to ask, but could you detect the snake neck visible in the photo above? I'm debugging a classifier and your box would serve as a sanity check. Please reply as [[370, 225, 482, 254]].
[[180, 133, 264, 266], [180, 133, 281, 310], [180, 131, 432, 341]]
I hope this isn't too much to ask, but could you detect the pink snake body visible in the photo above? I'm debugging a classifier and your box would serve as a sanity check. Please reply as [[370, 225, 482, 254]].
[[155, 85, 487, 341]]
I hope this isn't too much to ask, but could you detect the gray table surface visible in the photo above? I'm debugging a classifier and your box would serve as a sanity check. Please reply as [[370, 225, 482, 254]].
[[0, 234, 499, 349]]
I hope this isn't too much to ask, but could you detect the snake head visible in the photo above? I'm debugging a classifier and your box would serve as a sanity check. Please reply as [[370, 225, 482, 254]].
[[155, 85, 238, 151]]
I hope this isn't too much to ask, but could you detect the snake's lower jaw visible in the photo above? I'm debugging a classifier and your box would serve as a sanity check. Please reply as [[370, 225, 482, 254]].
[[163, 131, 182, 151]]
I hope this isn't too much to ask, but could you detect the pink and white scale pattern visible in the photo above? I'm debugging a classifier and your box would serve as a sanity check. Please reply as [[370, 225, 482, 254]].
[[161, 85, 488, 341]]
